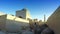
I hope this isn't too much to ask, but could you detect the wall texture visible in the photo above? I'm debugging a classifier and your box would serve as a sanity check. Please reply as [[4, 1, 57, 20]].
[[0, 15, 6, 30], [47, 6, 60, 34], [5, 14, 29, 32], [0, 14, 29, 32]]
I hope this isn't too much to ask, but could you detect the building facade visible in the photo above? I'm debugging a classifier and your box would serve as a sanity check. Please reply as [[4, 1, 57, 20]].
[[0, 8, 31, 33]]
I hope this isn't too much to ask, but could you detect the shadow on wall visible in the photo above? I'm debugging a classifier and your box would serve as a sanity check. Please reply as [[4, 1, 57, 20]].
[[47, 6, 60, 34], [0, 19, 29, 33]]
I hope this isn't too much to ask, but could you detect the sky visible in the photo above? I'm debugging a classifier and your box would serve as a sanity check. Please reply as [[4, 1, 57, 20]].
[[0, 0, 60, 21]]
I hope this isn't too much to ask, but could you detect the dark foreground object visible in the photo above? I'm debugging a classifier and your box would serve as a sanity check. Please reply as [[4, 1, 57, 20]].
[[33, 24, 54, 34]]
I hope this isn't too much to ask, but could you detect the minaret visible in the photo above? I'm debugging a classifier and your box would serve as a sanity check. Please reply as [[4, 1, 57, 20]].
[[44, 14, 46, 22]]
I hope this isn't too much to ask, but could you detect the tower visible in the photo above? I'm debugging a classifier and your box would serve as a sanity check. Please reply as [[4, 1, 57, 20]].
[[44, 14, 46, 22]]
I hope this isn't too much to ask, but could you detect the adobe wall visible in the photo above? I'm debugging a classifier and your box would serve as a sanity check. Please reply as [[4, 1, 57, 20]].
[[47, 6, 60, 34], [0, 15, 6, 30]]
